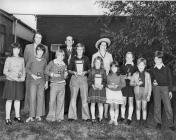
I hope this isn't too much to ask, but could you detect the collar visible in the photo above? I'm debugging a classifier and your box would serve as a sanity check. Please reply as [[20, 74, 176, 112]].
[[53, 59, 65, 66], [154, 63, 165, 69], [125, 62, 134, 66], [67, 46, 72, 51]]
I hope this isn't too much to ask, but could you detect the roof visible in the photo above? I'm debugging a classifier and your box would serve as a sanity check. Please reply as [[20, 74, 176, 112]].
[[0, 9, 35, 32]]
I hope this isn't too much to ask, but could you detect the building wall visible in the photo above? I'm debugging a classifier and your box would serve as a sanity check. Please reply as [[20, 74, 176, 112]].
[[0, 14, 14, 52]]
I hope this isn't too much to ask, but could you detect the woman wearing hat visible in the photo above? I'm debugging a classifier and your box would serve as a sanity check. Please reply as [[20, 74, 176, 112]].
[[91, 38, 113, 119]]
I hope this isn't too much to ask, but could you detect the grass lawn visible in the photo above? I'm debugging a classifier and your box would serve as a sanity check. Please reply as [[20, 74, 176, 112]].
[[0, 111, 176, 140]]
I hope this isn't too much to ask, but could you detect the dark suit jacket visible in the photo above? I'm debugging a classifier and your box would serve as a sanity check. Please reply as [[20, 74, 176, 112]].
[[61, 46, 76, 66]]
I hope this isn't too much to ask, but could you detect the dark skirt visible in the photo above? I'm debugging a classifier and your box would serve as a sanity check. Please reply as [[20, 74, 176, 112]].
[[88, 87, 106, 103], [122, 86, 134, 97], [3, 80, 24, 100]]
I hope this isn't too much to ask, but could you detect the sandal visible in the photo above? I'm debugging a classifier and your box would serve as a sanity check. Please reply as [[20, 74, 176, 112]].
[[14, 117, 24, 123], [36, 116, 42, 121], [5, 119, 12, 125], [26, 117, 34, 123]]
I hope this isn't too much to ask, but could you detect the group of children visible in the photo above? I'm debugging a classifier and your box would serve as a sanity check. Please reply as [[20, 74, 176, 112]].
[[3, 42, 175, 130]]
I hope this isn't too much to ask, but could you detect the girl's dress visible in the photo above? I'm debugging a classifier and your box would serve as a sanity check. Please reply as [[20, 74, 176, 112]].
[[106, 73, 126, 104], [120, 64, 137, 97], [88, 68, 107, 103], [3, 57, 25, 100]]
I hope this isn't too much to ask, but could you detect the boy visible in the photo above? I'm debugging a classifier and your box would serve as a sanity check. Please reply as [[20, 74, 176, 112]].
[[130, 58, 152, 126], [150, 51, 175, 131]]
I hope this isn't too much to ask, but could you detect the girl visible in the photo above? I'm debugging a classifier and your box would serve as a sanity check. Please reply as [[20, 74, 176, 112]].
[[92, 38, 113, 119], [26, 44, 48, 122], [120, 52, 137, 125], [130, 58, 151, 126], [45, 49, 68, 122], [3, 42, 25, 125], [106, 61, 126, 125], [88, 56, 107, 122]]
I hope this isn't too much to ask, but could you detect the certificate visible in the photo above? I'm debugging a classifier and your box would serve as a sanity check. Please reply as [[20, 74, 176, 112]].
[[76, 60, 83, 75], [94, 74, 102, 87]]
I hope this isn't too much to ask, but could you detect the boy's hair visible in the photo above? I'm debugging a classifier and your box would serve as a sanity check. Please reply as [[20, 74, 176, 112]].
[[154, 50, 164, 59], [109, 61, 120, 76], [124, 51, 134, 64], [93, 56, 104, 69], [55, 49, 65, 59], [76, 43, 85, 54], [137, 57, 147, 66], [36, 44, 46, 55], [33, 32, 42, 42], [10, 42, 23, 57]]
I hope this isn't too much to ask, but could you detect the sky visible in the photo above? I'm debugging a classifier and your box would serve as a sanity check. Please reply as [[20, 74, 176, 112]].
[[0, 0, 105, 30]]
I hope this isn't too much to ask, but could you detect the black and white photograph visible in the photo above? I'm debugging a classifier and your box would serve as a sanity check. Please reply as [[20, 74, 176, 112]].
[[1, 0, 176, 139]]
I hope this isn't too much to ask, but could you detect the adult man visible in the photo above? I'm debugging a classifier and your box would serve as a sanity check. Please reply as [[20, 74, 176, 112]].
[[61, 36, 76, 114], [23, 32, 49, 114]]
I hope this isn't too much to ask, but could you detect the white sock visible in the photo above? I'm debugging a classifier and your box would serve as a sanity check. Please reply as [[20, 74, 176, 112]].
[[91, 103, 95, 119], [14, 100, 20, 118], [98, 103, 103, 119], [128, 105, 134, 120], [6, 100, 12, 119], [121, 104, 126, 119]]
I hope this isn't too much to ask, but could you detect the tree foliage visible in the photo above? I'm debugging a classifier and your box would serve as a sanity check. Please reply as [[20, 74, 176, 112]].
[[96, 1, 176, 67]]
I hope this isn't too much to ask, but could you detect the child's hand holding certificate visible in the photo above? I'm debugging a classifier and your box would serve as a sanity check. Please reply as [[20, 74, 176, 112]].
[[94, 74, 103, 89], [76, 60, 83, 75]]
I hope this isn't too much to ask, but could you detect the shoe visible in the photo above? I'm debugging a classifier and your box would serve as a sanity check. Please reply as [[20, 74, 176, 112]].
[[114, 121, 118, 126], [56, 119, 62, 123], [83, 119, 91, 122], [14, 117, 24, 123], [5, 119, 12, 125], [169, 126, 175, 131], [108, 120, 114, 125], [91, 119, 97, 123], [26, 117, 34, 123], [35, 116, 42, 121], [119, 118, 125, 122], [98, 118, 103, 123], [126, 119, 132, 125], [155, 123, 161, 130], [68, 119, 75, 122]]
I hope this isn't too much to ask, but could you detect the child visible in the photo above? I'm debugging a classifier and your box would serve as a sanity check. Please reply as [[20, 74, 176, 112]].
[[3, 42, 25, 125], [120, 52, 137, 125], [150, 51, 175, 131], [26, 44, 48, 122], [68, 43, 90, 121], [45, 49, 68, 122], [130, 58, 151, 126], [106, 61, 126, 125], [88, 56, 107, 122]]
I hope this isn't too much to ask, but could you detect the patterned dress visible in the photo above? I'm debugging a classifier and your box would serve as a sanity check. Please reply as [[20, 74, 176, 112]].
[[87, 68, 107, 103]]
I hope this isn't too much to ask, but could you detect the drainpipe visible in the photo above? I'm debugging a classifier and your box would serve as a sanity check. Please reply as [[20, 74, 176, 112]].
[[13, 19, 18, 43]]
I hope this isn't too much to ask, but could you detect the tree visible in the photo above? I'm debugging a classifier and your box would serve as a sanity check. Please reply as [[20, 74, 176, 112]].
[[96, 1, 176, 67]]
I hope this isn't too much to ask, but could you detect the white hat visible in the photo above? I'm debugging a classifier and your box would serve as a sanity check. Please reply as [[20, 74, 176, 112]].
[[95, 38, 111, 49]]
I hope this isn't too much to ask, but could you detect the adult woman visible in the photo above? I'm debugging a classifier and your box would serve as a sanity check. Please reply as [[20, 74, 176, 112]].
[[91, 38, 113, 119]]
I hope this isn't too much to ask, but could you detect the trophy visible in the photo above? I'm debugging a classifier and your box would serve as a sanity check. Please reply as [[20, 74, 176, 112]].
[[94, 74, 102, 88], [76, 60, 83, 75]]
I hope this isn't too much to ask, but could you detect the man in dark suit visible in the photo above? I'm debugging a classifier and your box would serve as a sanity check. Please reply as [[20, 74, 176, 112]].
[[23, 32, 49, 114], [61, 36, 76, 114]]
